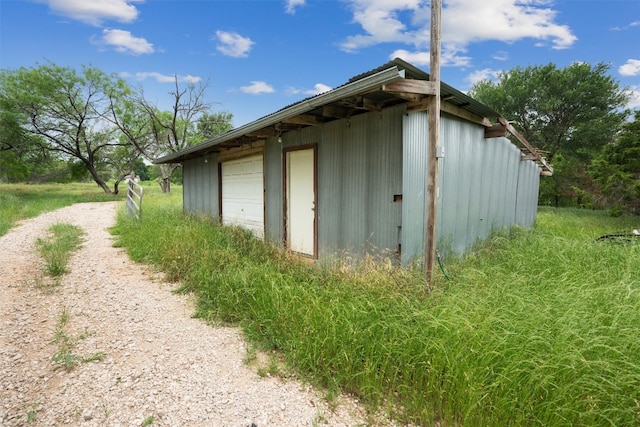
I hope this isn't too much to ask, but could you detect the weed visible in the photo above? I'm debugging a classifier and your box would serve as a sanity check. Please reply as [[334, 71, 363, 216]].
[[25, 401, 39, 423], [36, 222, 85, 277], [243, 345, 257, 365], [51, 308, 106, 371], [312, 410, 328, 426], [141, 415, 155, 426]]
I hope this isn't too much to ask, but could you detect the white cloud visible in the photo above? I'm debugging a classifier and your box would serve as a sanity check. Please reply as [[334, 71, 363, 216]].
[[240, 81, 275, 94], [123, 71, 201, 84], [341, 0, 577, 66], [466, 68, 501, 85], [627, 86, 640, 110], [390, 49, 429, 66], [339, 0, 420, 52], [308, 83, 332, 95], [492, 50, 509, 61], [41, 0, 142, 26], [619, 59, 640, 77], [215, 30, 254, 58], [98, 29, 153, 55], [286, 83, 331, 96], [390, 48, 471, 67], [285, 0, 306, 14], [442, 0, 576, 50]]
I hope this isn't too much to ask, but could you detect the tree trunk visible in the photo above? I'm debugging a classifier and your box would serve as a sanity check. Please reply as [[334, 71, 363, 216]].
[[159, 177, 171, 193], [85, 161, 112, 194], [113, 172, 131, 195], [157, 163, 176, 193]]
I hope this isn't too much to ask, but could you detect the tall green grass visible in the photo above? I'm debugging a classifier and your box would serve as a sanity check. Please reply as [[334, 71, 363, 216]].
[[112, 201, 640, 426], [36, 222, 85, 276], [0, 182, 124, 237]]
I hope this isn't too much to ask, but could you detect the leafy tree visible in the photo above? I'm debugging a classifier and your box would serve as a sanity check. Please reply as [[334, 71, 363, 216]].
[[133, 158, 150, 181], [195, 111, 233, 143], [590, 111, 640, 214], [469, 62, 630, 207], [0, 62, 132, 193]]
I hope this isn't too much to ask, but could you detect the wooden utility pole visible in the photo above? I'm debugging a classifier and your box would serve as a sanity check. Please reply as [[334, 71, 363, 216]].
[[425, 0, 442, 285]]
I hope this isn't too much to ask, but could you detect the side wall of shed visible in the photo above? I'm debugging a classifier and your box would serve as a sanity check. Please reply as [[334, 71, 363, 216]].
[[183, 154, 219, 217], [401, 111, 541, 264]]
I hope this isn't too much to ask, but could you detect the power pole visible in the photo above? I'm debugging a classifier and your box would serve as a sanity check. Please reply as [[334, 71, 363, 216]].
[[425, 0, 442, 285]]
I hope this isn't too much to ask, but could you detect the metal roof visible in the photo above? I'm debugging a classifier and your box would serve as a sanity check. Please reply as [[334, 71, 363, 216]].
[[155, 58, 503, 164]]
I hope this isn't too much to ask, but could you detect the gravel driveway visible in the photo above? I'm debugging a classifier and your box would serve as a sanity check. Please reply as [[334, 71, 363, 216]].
[[0, 202, 382, 427]]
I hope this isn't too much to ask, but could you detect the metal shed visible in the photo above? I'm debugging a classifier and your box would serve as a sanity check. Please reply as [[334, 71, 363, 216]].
[[156, 58, 551, 265]]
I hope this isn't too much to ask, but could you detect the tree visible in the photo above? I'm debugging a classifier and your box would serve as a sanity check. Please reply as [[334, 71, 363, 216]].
[[195, 111, 233, 143], [0, 62, 132, 193], [590, 111, 640, 214], [469, 62, 630, 207], [110, 76, 233, 192], [131, 158, 149, 181]]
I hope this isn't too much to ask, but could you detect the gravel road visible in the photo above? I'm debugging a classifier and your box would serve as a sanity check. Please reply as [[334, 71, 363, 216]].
[[0, 202, 388, 427]]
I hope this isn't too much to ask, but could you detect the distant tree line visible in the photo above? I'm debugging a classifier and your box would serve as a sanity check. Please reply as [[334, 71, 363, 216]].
[[470, 62, 639, 215], [0, 61, 233, 193]]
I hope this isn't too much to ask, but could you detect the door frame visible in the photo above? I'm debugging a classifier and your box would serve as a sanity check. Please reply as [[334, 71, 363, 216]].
[[282, 144, 318, 258]]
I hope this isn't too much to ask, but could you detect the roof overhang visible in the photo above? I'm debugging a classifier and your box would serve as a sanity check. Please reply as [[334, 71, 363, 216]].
[[154, 58, 552, 175], [154, 66, 406, 164]]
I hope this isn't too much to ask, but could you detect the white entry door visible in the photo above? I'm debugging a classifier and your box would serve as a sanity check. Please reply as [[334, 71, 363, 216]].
[[286, 148, 316, 256], [221, 155, 264, 239]]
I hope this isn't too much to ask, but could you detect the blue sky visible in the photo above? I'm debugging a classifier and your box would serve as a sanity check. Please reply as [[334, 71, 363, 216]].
[[1, 0, 639, 127]]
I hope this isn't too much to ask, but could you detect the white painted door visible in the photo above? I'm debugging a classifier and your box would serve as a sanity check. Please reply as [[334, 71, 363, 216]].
[[286, 148, 316, 256], [221, 155, 264, 239]]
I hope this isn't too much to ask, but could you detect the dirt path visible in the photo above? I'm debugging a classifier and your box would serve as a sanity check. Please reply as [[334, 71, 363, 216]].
[[0, 202, 378, 427]]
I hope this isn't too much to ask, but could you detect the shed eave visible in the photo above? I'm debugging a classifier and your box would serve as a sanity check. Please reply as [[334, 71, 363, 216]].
[[154, 66, 406, 164]]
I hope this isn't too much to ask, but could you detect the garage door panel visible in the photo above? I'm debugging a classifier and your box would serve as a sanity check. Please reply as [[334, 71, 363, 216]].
[[221, 155, 264, 239]]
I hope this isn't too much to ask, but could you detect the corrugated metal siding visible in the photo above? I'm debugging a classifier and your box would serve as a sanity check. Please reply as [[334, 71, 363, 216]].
[[401, 112, 542, 264], [182, 155, 218, 216], [269, 107, 402, 260], [181, 106, 541, 266], [306, 106, 404, 261], [264, 137, 283, 244], [435, 115, 541, 258], [401, 111, 428, 265]]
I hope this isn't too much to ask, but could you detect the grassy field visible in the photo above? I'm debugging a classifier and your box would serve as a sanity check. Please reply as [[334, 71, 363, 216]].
[[0, 182, 127, 236], [3, 183, 639, 426], [109, 190, 640, 426]]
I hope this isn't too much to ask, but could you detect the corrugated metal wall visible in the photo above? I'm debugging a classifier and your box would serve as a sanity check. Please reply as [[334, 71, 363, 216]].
[[272, 105, 404, 261], [401, 111, 428, 266], [401, 111, 541, 264], [182, 154, 219, 216], [182, 106, 541, 266], [264, 136, 283, 245]]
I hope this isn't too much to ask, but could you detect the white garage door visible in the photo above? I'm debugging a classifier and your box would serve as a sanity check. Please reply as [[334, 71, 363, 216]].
[[221, 155, 264, 239]]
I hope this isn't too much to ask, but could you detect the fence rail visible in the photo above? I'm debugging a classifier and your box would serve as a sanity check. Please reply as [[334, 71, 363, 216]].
[[125, 179, 143, 220]]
